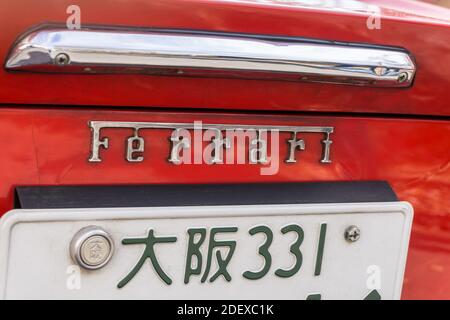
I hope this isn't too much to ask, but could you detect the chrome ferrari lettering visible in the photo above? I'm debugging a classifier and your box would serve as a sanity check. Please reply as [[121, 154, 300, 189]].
[[88, 121, 334, 168], [249, 130, 269, 164], [88, 125, 109, 162], [126, 133, 144, 162], [286, 132, 306, 163], [169, 128, 191, 165], [203, 128, 231, 164], [320, 132, 333, 164]]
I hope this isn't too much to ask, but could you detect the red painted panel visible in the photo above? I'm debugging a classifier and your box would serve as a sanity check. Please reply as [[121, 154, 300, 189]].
[[0, 107, 448, 299], [0, 0, 449, 116]]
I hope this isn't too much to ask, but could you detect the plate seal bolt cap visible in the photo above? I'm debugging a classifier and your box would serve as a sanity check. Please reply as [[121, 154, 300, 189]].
[[345, 225, 361, 242], [70, 226, 114, 270]]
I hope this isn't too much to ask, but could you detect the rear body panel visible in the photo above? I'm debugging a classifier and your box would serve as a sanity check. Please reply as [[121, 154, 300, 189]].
[[0, 0, 449, 299], [0, 0, 449, 116], [0, 108, 449, 298]]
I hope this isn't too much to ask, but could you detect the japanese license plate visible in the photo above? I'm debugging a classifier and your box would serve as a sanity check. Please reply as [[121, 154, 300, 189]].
[[0, 202, 413, 300]]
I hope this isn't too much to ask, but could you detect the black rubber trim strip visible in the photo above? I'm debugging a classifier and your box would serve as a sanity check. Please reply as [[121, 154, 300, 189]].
[[15, 181, 398, 209]]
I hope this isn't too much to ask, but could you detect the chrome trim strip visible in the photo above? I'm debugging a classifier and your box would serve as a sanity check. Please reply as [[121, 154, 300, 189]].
[[5, 26, 416, 87], [87, 121, 334, 164]]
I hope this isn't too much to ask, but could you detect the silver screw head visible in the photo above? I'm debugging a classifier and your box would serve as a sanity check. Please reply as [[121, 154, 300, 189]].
[[70, 226, 114, 270], [398, 72, 408, 83], [55, 53, 70, 66], [345, 225, 361, 242]]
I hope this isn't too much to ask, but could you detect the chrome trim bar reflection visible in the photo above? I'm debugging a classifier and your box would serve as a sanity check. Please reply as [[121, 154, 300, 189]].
[[5, 26, 416, 87]]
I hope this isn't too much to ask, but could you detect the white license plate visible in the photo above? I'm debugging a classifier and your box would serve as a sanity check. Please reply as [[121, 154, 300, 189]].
[[0, 202, 413, 300]]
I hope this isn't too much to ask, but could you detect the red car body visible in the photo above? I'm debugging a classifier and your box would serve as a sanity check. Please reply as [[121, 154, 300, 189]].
[[0, 0, 449, 299]]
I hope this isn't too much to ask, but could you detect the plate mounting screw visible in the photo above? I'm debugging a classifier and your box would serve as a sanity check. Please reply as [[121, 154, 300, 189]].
[[55, 53, 70, 66], [398, 72, 408, 83], [345, 225, 361, 242]]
